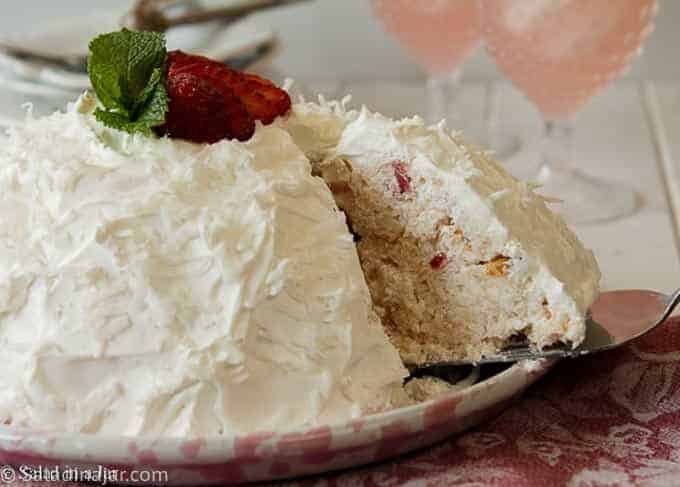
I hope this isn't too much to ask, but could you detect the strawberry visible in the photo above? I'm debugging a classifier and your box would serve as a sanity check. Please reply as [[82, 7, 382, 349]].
[[159, 72, 255, 143], [429, 253, 449, 270], [233, 72, 293, 125], [167, 51, 292, 125], [392, 161, 412, 194]]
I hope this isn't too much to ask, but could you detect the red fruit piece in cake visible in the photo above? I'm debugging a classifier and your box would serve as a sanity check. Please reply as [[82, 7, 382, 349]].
[[392, 161, 412, 194], [430, 253, 449, 270], [167, 50, 291, 125], [159, 72, 255, 143]]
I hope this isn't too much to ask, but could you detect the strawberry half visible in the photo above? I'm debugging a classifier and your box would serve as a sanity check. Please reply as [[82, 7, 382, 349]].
[[167, 51, 292, 126], [159, 72, 254, 143]]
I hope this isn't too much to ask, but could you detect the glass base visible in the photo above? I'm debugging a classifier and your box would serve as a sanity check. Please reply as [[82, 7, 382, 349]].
[[426, 76, 523, 160], [534, 164, 641, 225], [478, 131, 523, 161], [503, 141, 542, 181], [477, 82, 523, 161]]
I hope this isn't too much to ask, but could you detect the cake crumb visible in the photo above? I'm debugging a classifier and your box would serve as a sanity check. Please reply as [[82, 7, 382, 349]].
[[542, 298, 553, 320], [405, 376, 457, 402]]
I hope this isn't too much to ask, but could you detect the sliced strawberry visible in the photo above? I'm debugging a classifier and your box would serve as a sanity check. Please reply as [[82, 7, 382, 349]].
[[166, 50, 196, 70], [237, 72, 293, 125], [159, 72, 254, 143], [392, 161, 412, 194], [167, 50, 291, 125]]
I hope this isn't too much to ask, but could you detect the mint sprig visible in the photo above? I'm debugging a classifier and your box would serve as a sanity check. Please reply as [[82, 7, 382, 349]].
[[88, 29, 169, 136]]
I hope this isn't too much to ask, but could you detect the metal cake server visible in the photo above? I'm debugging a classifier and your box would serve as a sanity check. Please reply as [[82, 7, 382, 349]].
[[421, 288, 680, 367]]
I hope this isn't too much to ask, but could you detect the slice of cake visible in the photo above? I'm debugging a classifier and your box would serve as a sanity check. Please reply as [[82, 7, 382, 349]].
[[284, 98, 601, 364]]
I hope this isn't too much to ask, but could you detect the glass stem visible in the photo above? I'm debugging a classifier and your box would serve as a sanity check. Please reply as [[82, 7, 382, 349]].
[[426, 69, 462, 125], [538, 118, 573, 182], [483, 81, 500, 145]]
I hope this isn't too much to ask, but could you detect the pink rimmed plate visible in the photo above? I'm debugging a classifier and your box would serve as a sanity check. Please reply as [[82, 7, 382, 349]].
[[0, 359, 554, 485]]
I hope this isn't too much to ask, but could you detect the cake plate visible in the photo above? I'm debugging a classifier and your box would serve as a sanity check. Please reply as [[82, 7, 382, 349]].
[[0, 359, 554, 485]]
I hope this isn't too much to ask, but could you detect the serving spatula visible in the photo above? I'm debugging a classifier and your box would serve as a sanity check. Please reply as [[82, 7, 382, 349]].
[[419, 288, 680, 367]]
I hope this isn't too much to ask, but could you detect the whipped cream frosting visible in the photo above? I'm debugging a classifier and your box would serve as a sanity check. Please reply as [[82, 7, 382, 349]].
[[0, 94, 407, 437], [284, 97, 601, 349]]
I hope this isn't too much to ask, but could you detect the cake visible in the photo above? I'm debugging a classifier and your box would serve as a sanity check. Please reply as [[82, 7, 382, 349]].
[[284, 98, 601, 364], [0, 94, 407, 436], [0, 30, 601, 436]]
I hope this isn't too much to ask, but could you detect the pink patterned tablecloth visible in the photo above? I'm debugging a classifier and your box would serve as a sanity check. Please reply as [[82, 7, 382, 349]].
[[6, 318, 680, 487]]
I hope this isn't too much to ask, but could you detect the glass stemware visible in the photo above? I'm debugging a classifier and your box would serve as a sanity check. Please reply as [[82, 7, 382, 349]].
[[372, 0, 480, 118], [371, 0, 521, 158], [479, 0, 658, 224]]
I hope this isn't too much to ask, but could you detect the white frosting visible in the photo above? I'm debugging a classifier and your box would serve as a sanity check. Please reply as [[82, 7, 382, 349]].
[[0, 94, 407, 437], [284, 98, 601, 350]]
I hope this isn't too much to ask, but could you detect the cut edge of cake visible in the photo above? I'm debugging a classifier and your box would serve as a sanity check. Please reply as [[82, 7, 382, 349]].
[[283, 97, 601, 364]]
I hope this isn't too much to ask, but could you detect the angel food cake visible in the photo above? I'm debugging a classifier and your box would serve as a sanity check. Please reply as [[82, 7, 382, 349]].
[[284, 101, 601, 364], [0, 30, 600, 437]]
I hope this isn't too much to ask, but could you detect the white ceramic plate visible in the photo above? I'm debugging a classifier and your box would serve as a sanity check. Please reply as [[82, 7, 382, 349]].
[[0, 359, 554, 485]]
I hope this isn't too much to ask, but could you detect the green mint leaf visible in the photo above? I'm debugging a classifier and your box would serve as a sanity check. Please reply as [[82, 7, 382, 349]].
[[132, 67, 162, 117], [88, 29, 168, 136], [136, 80, 169, 129], [94, 109, 138, 134], [94, 80, 168, 136]]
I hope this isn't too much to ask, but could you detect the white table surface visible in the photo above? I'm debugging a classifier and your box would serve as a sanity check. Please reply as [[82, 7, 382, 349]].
[[0, 0, 679, 295]]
